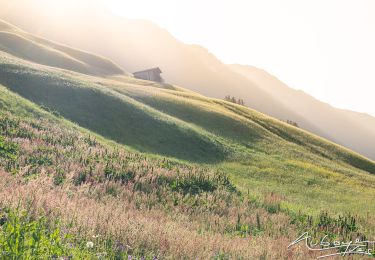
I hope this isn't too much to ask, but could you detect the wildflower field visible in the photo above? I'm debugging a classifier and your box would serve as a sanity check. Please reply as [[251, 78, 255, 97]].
[[0, 84, 374, 259]]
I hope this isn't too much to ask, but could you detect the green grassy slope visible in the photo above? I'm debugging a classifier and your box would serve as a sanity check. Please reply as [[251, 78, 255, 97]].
[[0, 19, 124, 76], [0, 85, 257, 258], [0, 81, 373, 259], [1, 21, 375, 258], [1, 48, 375, 221], [0, 52, 227, 162]]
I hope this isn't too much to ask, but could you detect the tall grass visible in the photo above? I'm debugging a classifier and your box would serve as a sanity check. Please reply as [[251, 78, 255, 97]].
[[0, 98, 372, 259], [1, 51, 375, 258]]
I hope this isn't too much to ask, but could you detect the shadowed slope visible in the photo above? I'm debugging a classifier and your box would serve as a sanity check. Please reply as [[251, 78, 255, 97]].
[[0, 50, 374, 174], [0, 53, 227, 162], [2, 10, 373, 160]]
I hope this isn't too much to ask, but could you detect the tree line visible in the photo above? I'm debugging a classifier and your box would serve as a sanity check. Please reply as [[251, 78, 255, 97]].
[[224, 95, 245, 106]]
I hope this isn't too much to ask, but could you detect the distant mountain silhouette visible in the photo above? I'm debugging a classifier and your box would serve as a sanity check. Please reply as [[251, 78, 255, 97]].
[[230, 65, 375, 159], [0, 2, 374, 160]]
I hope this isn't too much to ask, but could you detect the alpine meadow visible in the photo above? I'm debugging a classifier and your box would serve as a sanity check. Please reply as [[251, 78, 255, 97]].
[[0, 3, 375, 260]]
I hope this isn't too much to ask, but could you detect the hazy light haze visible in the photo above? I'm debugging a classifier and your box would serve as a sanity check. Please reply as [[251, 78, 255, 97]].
[[1, 0, 374, 117], [106, 0, 375, 117]]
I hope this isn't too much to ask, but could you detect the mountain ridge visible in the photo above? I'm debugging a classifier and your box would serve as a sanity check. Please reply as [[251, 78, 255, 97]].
[[230, 64, 375, 159]]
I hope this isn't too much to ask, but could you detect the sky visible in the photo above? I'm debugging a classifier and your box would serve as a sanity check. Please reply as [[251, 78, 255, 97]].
[[105, 0, 375, 117]]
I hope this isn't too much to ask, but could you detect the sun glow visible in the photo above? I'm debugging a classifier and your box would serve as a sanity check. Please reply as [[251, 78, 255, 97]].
[[0, 0, 374, 116], [107, 0, 170, 20], [30, 0, 75, 15], [105, 0, 210, 29], [8, 0, 100, 19], [105, 0, 375, 117]]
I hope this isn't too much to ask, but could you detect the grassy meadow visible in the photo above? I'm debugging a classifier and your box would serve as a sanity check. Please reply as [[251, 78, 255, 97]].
[[0, 19, 375, 259], [0, 84, 373, 259]]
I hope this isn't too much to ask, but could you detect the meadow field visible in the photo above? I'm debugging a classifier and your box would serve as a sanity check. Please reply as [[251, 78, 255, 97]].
[[0, 19, 375, 259]]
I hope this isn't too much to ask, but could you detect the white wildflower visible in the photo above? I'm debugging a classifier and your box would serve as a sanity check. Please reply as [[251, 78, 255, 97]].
[[86, 241, 94, 248]]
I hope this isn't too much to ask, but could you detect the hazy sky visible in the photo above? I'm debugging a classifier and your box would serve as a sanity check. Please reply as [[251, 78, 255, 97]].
[[105, 0, 375, 116]]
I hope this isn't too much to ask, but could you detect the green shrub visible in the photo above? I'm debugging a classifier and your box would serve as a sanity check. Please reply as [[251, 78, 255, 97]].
[[105, 184, 119, 197], [53, 168, 66, 186], [170, 171, 236, 195], [0, 136, 19, 171], [74, 171, 87, 186], [104, 164, 135, 184], [27, 154, 53, 167], [290, 211, 360, 240], [0, 208, 67, 259], [0, 136, 18, 160], [171, 176, 217, 195]]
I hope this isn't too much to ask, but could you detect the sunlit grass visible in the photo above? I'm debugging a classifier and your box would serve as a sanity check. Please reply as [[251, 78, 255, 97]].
[[0, 47, 375, 258]]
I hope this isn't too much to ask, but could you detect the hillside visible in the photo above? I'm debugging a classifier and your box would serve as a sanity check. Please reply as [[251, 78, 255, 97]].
[[1, 19, 375, 258], [0, 85, 269, 258], [2, 6, 374, 160], [6, 81, 372, 259], [0, 26, 374, 214], [229, 64, 375, 160], [0, 19, 124, 76]]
